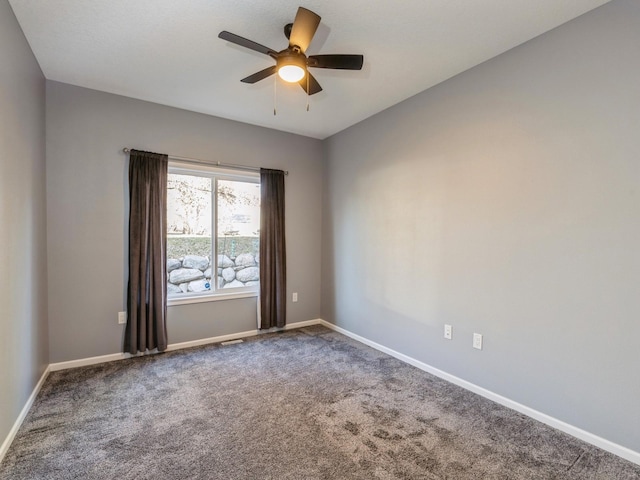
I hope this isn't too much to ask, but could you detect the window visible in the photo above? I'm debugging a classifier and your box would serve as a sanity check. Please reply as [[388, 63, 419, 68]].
[[166, 162, 260, 303]]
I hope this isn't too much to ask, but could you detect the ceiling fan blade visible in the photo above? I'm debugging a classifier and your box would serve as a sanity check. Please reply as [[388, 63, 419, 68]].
[[288, 7, 321, 53], [299, 72, 322, 95], [308, 54, 364, 70], [219, 31, 277, 57], [241, 66, 277, 84]]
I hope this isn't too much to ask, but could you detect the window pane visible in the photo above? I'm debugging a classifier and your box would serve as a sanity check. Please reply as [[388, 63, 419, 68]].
[[167, 173, 213, 297], [217, 180, 260, 289]]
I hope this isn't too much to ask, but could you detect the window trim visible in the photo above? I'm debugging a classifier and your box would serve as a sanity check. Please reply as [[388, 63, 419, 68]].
[[167, 161, 260, 306], [167, 290, 258, 306]]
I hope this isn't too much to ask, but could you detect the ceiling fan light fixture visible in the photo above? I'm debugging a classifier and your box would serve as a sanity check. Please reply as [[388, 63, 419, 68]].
[[278, 64, 305, 82], [276, 54, 306, 83]]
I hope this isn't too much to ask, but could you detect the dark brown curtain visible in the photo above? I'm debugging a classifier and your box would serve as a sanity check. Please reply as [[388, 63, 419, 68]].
[[259, 168, 287, 329], [125, 149, 168, 354]]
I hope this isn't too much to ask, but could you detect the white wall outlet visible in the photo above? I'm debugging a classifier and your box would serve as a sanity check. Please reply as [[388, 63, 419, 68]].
[[473, 333, 483, 350], [292, 292, 298, 302], [118, 311, 127, 325], [444, 324, 452, 340]]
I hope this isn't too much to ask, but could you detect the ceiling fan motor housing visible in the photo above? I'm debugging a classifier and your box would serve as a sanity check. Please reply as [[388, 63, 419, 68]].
[[277, 52, 307, 72]]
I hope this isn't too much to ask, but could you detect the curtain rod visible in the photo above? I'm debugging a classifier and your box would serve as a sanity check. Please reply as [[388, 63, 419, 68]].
[[122, 148, 288, 175]]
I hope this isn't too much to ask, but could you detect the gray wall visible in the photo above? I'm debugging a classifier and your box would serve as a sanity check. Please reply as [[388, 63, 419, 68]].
[[0, 0, 48, 445], [322, 0, 640, 453], [46, 81, 323, 363]]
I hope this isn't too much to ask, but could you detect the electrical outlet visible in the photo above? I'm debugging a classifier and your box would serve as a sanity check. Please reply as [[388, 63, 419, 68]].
[[118, 311, 127, 325], [444, 324, 452, 340], [292, 292, 298, 302], [473, 333, 483, 350]]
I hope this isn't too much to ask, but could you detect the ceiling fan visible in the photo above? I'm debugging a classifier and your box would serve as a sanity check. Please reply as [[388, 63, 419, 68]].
[[218, 6, 364, 96]]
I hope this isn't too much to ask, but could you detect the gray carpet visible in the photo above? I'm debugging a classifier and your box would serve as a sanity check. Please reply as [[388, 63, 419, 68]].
[[1, 325, 639, 479]]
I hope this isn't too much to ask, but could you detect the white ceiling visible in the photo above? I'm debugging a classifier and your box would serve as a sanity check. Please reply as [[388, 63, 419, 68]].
[[10, 0, 610, 139]]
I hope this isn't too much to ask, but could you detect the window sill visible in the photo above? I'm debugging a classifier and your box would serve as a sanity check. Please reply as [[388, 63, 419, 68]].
[[168, 290, 258, 306]]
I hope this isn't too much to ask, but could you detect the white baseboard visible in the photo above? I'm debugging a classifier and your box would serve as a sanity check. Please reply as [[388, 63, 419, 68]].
[[166, 319, 322, 352], [49, 319, 324, 371], [0, 366, 50, 465], [283, 319, 324, 329], [49, 352, 128, 371], [317, 319, 640, 466]]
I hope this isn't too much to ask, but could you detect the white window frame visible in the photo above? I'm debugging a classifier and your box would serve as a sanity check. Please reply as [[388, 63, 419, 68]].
[[167, 161, 260, 306]]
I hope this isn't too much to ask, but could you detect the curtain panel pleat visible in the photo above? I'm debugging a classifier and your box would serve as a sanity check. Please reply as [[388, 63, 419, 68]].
[[259, 168, 287, 329], [125, 149, 168, 354]]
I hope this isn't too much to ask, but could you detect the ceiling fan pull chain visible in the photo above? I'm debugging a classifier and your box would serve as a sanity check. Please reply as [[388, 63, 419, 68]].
[[273, 75, 277, 116], [306, 74, 310, 111]]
